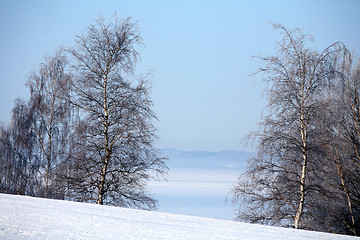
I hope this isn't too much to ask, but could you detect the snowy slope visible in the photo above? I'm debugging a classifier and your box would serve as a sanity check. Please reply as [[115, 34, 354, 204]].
[[0, 194, 357, 240]]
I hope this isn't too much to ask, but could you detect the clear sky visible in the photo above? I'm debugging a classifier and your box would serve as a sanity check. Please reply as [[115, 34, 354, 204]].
[[1, 0, 359, 152]]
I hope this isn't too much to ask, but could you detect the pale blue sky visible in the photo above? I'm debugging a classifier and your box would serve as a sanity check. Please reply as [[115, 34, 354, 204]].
[[1, 0, 359, 151]]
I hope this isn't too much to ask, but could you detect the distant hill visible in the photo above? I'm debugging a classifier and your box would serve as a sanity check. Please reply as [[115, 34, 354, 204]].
[[162, 148, 253, 170]]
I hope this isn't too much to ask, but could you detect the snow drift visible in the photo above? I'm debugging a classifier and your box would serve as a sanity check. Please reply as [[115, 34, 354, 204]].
[[0, 193, 357, 240]]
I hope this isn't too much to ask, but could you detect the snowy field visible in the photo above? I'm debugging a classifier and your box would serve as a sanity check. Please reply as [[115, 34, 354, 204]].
[[0, 194, 357, 240]]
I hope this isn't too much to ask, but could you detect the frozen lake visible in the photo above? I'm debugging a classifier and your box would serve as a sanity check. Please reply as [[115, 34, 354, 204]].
[[149, 149, 251, 220]]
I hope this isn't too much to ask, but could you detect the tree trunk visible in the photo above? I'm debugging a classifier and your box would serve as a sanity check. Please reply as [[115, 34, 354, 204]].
[[295, 98, 307, 229], [336, 151, 357, 236], [294, 153, 307, 229], [44, 129, 52, 198], [97, 76, 110, 205], [97, 119, 110, 205], [97, 152, 109, 205]]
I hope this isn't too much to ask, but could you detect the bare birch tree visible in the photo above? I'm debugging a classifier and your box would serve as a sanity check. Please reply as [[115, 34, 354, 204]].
[[0, 98, 41, 196], [61, 15, 166, 209], [26, 48, 71, 198], [328, 58, 360, 235], [306, 54, 360, 236], [232, 24, 348, 229]]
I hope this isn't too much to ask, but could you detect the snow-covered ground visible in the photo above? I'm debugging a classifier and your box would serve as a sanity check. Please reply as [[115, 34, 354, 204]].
[[0, 193, 357, 240]]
